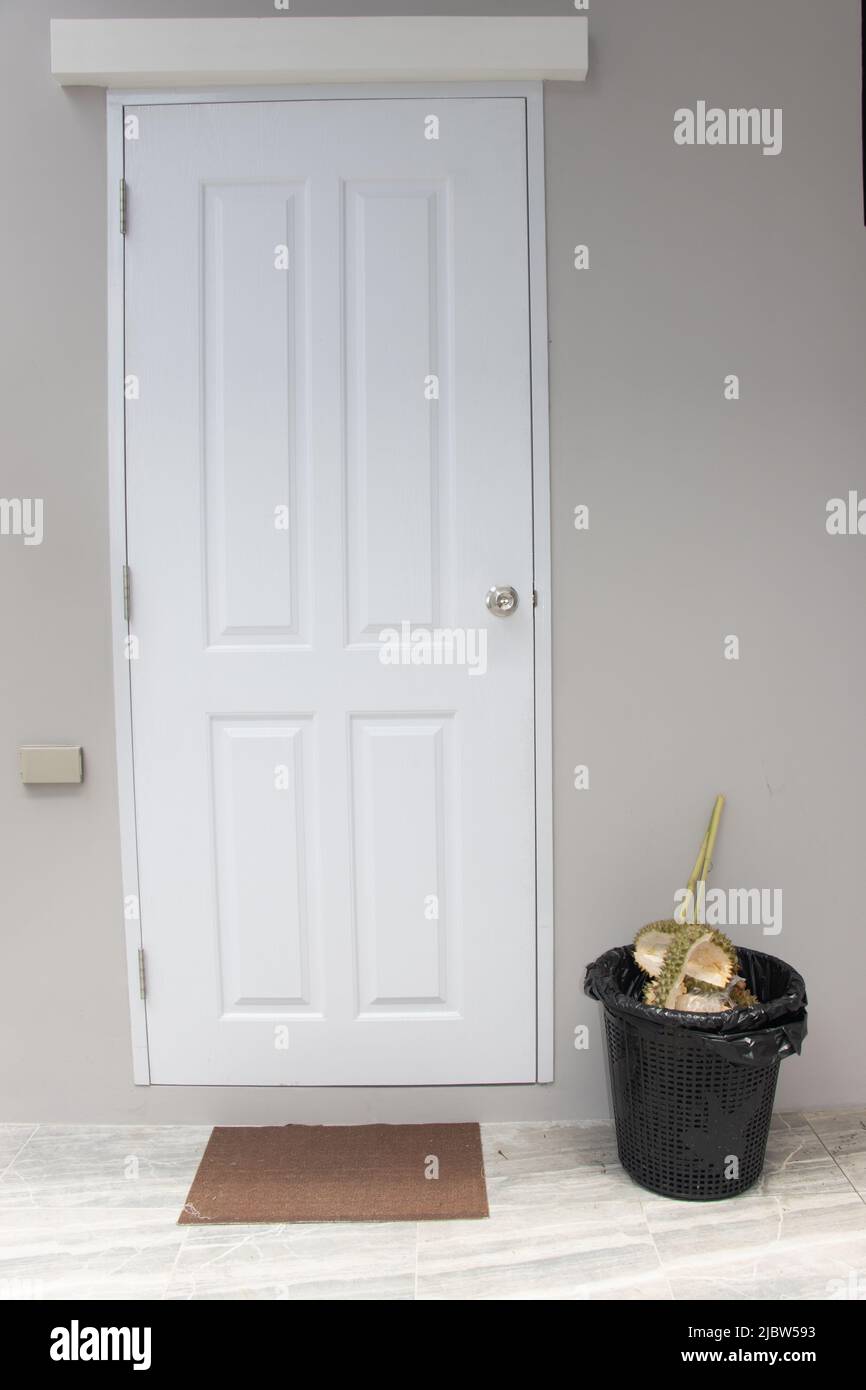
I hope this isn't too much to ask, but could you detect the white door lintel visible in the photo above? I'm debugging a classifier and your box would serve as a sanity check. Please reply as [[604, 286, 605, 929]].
[[52, 16, 588, 88]]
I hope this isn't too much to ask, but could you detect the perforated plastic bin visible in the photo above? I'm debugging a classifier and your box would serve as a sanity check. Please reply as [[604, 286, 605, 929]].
[[584, 946, 807, 1200]]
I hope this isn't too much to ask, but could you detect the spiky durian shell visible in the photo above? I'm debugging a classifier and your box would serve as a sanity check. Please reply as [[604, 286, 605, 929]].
[[682, 929, 737, 988], [633, 921, 676, 978], [644, 979, 687, 1008], [728, 980, 758, 1008], [654, 925, 714, 1009], [634, 923, 738, 988], [647, 972, 758, 1012], [683, 975, 727, 994]]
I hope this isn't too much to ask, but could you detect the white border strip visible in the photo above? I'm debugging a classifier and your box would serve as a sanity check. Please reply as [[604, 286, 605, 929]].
[[107, 97, 149, 1084], [57, 17, 587, 87], [106, 82, 554, 1087], [525, 89, 554, 1084]]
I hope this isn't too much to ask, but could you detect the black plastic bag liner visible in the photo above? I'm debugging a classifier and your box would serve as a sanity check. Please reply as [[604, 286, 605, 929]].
[[584, 945, 807, 1065], [584, 945, 807, 1199]]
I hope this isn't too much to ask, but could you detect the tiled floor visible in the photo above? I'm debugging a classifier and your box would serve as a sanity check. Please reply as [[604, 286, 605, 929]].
[[0, 1111, 863, 1300]]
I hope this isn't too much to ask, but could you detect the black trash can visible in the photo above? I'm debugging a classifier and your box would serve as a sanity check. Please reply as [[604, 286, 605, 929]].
[[584, 945, 807, 1200]]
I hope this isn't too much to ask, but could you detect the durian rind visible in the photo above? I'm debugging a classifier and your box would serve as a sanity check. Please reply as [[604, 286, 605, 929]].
[[685, 929, 737, 988], [655, 926, 714, 1009], [645, 972, 758, 1013], [683, 975, 725, 994], [633, 922, 676, 978], [636, 920, 757, 1011], [728, 981, 758, 1008], [634, 923, 738, 988]]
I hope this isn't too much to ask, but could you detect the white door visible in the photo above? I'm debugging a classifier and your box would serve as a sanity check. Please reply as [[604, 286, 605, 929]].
[[124, 97, 538, 1085]]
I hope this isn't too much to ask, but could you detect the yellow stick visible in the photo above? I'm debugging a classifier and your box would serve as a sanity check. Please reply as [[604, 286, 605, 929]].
[[676, 796, 725, 925], [693, 795, 725, 922], [676, 828, 710, 924], [686, 831, 709, 899], [701, 795, 725, 885]]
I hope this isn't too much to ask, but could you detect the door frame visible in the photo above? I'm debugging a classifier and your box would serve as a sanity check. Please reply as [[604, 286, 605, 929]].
[[106, 82, 553, 1087]]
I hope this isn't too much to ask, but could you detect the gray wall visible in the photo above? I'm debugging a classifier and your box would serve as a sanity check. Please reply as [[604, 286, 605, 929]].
[[1, 0, 863, 1123]]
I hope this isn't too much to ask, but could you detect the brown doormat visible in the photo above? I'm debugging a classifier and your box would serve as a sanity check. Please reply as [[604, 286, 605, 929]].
[[179, 1122, 489, 1224]]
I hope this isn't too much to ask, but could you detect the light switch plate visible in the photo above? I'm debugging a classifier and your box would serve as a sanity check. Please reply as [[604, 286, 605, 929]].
[[19, 745, 83, 784]]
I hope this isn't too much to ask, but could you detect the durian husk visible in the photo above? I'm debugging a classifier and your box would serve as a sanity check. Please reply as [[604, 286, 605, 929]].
[[654, 925, 715, 1008], [643, 970, 758, 1013], [728, 979, 758, 1009], [634, 921, 676, 978], [685, 930, 737, 988], [634, 921, 737, 989]]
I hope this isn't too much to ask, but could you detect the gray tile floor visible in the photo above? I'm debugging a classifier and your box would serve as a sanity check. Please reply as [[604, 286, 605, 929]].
[[0, 1111, 864, 1300]]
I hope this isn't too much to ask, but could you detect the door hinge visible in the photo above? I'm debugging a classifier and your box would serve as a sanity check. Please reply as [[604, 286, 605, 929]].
[[122, 564, 131, 622], [137, 947, 146, 1001], [119, 178, 127, 236], [532, 588, 538, 608]]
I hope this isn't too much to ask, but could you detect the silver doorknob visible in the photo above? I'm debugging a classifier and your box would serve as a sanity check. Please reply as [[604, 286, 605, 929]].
[[485, 585, 519, 616]]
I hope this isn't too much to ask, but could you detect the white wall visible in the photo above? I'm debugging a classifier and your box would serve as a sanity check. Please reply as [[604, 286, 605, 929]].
[[1, 0, 863, 1122]]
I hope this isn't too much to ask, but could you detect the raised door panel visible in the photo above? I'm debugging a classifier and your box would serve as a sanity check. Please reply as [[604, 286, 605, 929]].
[[344, 181, 454, 644], [203, 181, 311, 648], [349, 715, 458, 1016]]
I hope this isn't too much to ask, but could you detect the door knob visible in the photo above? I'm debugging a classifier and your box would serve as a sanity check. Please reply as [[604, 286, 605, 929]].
[[485, 585, 519, 616]]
